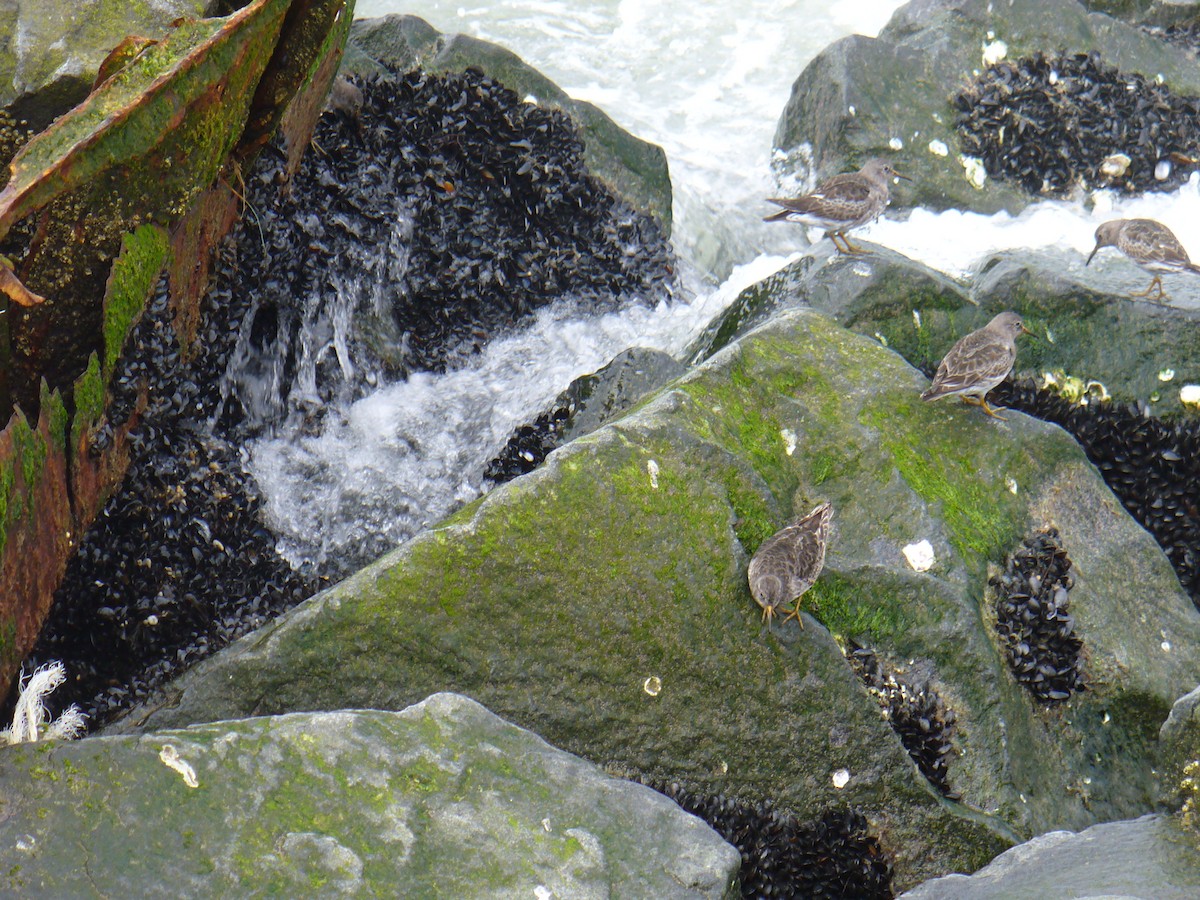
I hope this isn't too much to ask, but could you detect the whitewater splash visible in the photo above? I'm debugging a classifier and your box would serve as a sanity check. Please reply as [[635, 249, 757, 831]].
[[251, 255, 793, 570]]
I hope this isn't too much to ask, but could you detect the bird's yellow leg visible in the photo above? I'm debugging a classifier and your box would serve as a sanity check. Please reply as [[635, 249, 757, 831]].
[[827, 232, 849, 254], [1131, 276, 1166, 301], [978, 397, 1008, 420], [780, 604, 806, 629], [839, 232, 868, 255]]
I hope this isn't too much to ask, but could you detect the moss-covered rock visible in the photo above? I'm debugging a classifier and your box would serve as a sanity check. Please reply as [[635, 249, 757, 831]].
[[0, 0, 220, 130], [694, 246, 1200, 415], [114, 309, 1200, 888], [342, 14, 673, 233], [0, 693, 740, 898], [772, 0, 1200, 215]]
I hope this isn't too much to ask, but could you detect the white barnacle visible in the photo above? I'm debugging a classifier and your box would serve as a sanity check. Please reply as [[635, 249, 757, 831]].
[[927, 139, 948, 157], [1005, 477, 1019, 495], [832, 768, 851, 789], [959, 155, 987, 189], [647, 459, 659, 489], [889, 137, 903, 151], [159, 744, 199, 788], [1180, 385, 1200, 407], [981, 38, 1008, 66], [1159, 368, 1176, 382], [642, 676, 662, 697]]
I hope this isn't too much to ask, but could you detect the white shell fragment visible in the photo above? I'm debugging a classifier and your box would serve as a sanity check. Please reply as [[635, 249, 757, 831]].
[[1099, 153, 1131, 178], [1155, 159, 1172, 181], [981, 38, 1008, 66], [781, 428, 798, 457], [159, 744, 199, 788], [960, 155, 987, 188], [902, 540, 936, 572], [647, 459, 659, 489]]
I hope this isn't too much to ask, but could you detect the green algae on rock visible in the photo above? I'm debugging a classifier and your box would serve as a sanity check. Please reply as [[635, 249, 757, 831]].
[[112, 309, 1200, 888], [0, 694, 740, 898]]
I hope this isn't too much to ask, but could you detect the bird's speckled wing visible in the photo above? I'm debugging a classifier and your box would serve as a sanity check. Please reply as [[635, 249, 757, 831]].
[[767, 173, 874, 215], [1123, 218, 1190, 266], [923, 329, 1015, 400], [747, 503, 832, 608]]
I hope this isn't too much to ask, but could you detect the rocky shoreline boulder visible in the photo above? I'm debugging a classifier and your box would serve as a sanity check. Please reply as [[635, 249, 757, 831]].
[[0, 692, 739, 897], [110, 308, 1200, 889], [693, 244, 1200, 416], [772, 0, 1200, 214]]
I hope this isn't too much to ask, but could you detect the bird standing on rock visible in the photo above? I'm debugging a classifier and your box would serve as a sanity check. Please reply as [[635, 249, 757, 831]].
[[764, 159, 909, 254], [921, 312, 1033, 420], [748, 501, 833, 628], [1086, 218, 1200, 302]]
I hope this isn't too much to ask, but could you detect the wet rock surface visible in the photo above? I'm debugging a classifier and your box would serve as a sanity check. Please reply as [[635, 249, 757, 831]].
[[0, 693, 741, 899], [10, 60, 674, 728], [107, 309, 1200, 888], [485, 346, 685, 484], [955, 51, 1200, 197], [649, 781, 894, 900], [220, 66, 674, 433]]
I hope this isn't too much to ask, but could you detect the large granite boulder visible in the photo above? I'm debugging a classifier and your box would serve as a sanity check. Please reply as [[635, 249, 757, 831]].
[[0, 693, 738, 897], [111, 308, 1200, 888], [900, 814, 1200, 899], [692, 245, 1200, 416], [0, 0, 219, 128], [342, 14, 672, 232], [772, 0, 1200, 214]]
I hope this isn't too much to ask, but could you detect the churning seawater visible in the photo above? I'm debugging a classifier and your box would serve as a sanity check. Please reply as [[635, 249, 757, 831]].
[[249, 0, 1200, 569]]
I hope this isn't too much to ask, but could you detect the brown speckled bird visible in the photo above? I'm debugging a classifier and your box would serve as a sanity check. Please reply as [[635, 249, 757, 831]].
[[748, 501, 833, 628], [921, 312, 1032, 420], [764, 159, 909, 254], [1086, 218, 1200, 302]]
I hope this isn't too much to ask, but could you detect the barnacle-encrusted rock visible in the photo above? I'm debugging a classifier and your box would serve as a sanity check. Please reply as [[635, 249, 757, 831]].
[[772, 0, 1200, 215], [109, 309, 1200, 889], [0, 694, 741, 898]]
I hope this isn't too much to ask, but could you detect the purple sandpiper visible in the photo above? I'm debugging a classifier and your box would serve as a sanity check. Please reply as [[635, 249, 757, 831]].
[[1086, 218, 1200, 302], [921, 312, 1032, 420], [764, 159, 908, 254], [748, 501, 833, 628]]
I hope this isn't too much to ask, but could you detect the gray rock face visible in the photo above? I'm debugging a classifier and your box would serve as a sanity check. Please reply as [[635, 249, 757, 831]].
[[695, 245, 1200, 414], [109, 306, 1200, 889], [0, 693, 739, 898], [900, 814, 1200, 899], [772, 0, 1200, 215], [342, 14, 673, 232], [0, 0, 219, 128]]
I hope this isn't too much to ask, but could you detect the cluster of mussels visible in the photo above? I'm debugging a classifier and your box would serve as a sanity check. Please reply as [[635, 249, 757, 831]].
[[989, 528, 1084, 703], [1144, 22, 1200, 55], [14, 271, 321, 726], [217, 67, 674, 434], [647, 781, 893, 899], [12, 66, 676, 727], [484, 401, 575, 483], [993, 379, 1200, 607], [954, 51, 1200, 196], [844, 642, 958, 799]]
